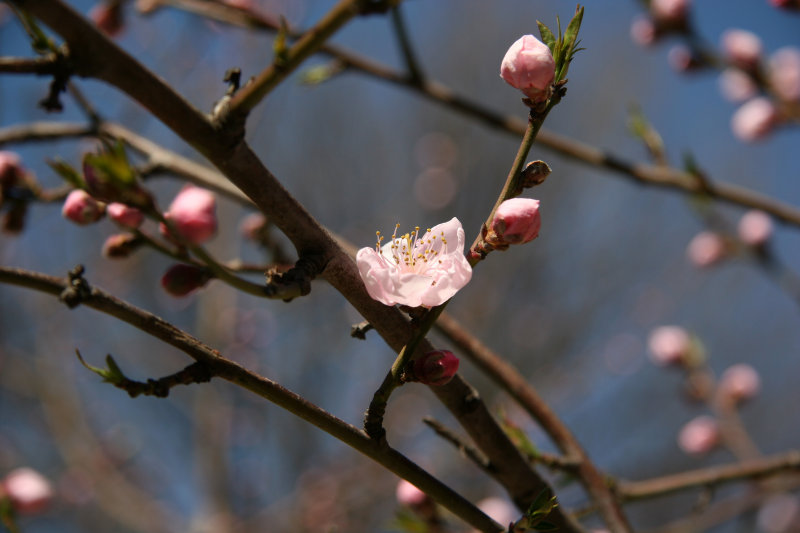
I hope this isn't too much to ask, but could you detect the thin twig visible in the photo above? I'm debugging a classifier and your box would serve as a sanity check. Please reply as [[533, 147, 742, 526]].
[[423, 417, 492, 473]]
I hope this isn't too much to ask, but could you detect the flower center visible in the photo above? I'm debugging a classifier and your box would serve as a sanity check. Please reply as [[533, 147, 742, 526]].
[[375, 224, 447, 274]]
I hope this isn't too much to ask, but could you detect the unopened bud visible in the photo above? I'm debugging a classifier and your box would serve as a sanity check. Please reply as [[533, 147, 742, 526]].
[[89, 2, 124, 37], [1, 467, 54, 515], [651, 0, 690, 26], [411, 350, 459, 386], [738, 210, 773, 247], [717, 364, 761, 404], [731, 97, 779, 143], [630, 15, 657, 47], [160, 264, 211, 296], [721, 29, 763, 70], [160, 186, 217, 244], [102, 233, 142, 259], [648, 326, 691, 366], [500, 35, 555, 103], [240, 212, 268, 241], [769, 47, 800, 103], [107, 202, 144, 229], [677, 415, 719, 456], [62, 189, 105, 225], [0, 151, 23, 186], [686, 231, 726, 267], [488, 198, 541, 246], [520, 160, 551, 188]]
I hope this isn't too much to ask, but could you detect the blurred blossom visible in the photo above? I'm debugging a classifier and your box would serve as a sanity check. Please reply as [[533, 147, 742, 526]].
[[648, 325, 691, 366], [488, 198, 541, 246], [630, 15, 656, 47], [413, 168, 457, 210], [667, 45, 697, 73], [477, 497, 516, 528], [1, 467, 54, 514], [160, 186, 218, 244], [650, 0, 689, 25], [721, 29, 763, 70], [160, 264, 211, 296], [62, 189, 105, 225], [731, 97, 779, 142], [718, 363, 761, 404], [718, 69, 758, 102], [102, 233, 140, 259], [356, 218, 472, 308], [0, 151, 23, 185], [738, 210, 773, 246], [769, 47, 800, 102], [107, 202, 144, 228], [500, 34, 555, 102], [677, 415, 720, 455], [414, 132, 458, 169], [686, 231, 726, 267], [769, 0, 800, 9], [395, 479, 428, 507], [89, 2, 124, 37], [240, 212, 267, 241], [757, 493, 800, 533]]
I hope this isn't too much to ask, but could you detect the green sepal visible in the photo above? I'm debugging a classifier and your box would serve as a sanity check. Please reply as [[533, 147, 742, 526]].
[[299, 61, 345, 85], [537, 21, 556, 52], [555, 5, 585, 83], [48, 158, 85, 188], [273, 16, 290, 67], [83, 141, 136, 187], [76, 350, 126, 386]]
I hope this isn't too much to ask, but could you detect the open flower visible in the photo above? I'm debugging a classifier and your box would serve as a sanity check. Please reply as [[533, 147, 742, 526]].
[[356, 217, 472, 308]]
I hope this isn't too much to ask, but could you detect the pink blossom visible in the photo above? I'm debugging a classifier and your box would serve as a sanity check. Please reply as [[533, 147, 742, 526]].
[[89, 2, 123, 37], [500, 35, 556, 102], [356, 217, 472, 308], [161, 264, 211, 296], [240, 212, 267, 241], [0, 151, 22, 185], [731, 97, 779, 142], [412, 350, 459, 386], [718, 69, 757, 103], [757, 494, 799, 533], [476, 497, 516, 528], [161, 186, 217, 244], [395, 480, 428, 507], [651, 0, 689, 24], [1, 467, 54, 514], [489, 198, 541, 245], [107, 202, 144, 229], [738, 210, 773, 246], [630, 15, 657, 47], [648, 326, 691, 366], [687, 231, 726, 267], [668, 45, 696, 73], [718, 364, 761, 404], [678, 415, 720, 456], [62, 189, 105, 225], [769, 47, 800, 102], [721, 29, 763, 70], [769, 0, 800, 9]]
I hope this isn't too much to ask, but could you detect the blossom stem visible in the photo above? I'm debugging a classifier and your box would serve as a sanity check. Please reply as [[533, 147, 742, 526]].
[[364, 304, 447, 442], [469, 94, 562, 266]]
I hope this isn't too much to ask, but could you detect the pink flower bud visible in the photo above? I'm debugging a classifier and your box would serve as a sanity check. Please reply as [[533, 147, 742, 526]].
[[1, 467, 54, 514], [160, 186, 217, 244], [102, 233, 141, 259], [738, 210, 773, 246], [769, 47, 800, 102], [687, 231, 726, 267], [718, 69, 758, 103], [721, 29, 763, 70], [62, 189, 105, 225], [651, 0, 689, 25], [668, 45, 701, 73], [757, 494, 799, 533], [731, 97, 779, 143], [412, 350, 459, 386], [240, 212, 267, 241], [395, 480, 428, 508], [107, 202, 144, 229], [160, 264, 211, 296], [769, 0, 800, 10], [0, 151, 23, 185], [648, 326, 691, 366], [630, 15, 657, 47], [489, 198, 541, 245], [718, 364, 761, 404], [500, 35, 556, 102], [89, 2, 124, 37], [677, 415, 720, 456]]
